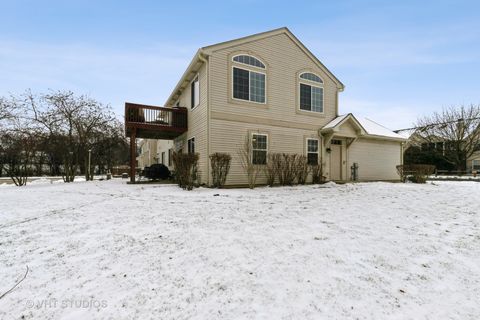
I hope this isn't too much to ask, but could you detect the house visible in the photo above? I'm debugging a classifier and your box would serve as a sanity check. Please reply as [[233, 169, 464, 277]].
[[125, 27, 406, 185], [397, 128, 480, 173], [136, 139, 174, 170]]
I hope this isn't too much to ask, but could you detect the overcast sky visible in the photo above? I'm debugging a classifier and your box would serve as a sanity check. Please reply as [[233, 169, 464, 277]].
[[1, 0, 479, 129]]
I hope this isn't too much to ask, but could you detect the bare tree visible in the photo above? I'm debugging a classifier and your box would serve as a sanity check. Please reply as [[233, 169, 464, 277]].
[[415, 105, 480, 171], [0, 101, 39, 186]]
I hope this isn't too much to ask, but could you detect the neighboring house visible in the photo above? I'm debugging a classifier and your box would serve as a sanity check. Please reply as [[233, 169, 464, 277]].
[[125, 27, 406, 185], [397, 129, 480, 173], [136, 139, 174, 170], [467, 151, 480, 173]]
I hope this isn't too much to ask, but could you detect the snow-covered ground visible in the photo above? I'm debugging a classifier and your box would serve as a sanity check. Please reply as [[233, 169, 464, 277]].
[[1, 180, 479, 319]]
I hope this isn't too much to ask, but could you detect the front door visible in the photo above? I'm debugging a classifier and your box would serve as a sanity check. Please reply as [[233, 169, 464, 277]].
[[330, 140, 342, 181]]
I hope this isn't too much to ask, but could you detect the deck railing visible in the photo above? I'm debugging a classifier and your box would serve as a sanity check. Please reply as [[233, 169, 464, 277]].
[[125, 103, 187, 130]]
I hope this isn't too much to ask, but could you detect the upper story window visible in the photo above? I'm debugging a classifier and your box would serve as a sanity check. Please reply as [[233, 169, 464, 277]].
[[232, 54, 266, 104], [191, 76, 199, 109], [299, 72, 323, 113], [233, 55, 265, 68]]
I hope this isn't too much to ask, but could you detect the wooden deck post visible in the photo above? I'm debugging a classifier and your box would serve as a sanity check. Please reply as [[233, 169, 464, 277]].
[[129, 128, 136, 183]]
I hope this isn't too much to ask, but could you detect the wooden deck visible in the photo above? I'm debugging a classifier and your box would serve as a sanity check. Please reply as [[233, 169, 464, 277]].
[[125, 102, 187, 182]]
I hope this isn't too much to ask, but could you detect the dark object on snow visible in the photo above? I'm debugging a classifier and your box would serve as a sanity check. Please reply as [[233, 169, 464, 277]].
[[144, 164, 171, 180]]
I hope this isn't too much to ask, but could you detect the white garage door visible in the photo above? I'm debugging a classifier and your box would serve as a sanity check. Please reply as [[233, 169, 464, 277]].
[[348, 139, 402, 181]]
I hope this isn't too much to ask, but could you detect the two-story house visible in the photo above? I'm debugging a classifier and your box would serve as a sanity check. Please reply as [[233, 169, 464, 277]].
[[125, 27, 406, 185]]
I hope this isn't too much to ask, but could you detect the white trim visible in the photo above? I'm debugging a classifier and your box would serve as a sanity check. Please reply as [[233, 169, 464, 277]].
[[298, 80, 324, 114], [251, 132, 268, 165], [306, 138, 320, 165], [231, 65, 267, 105]]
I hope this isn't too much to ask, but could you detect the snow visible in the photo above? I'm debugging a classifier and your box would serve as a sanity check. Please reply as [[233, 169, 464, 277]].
[[323, 114, 405, 140], [322, 114, 348, 129], [1, 180, 479, 319], [356, 116, 405, 139]]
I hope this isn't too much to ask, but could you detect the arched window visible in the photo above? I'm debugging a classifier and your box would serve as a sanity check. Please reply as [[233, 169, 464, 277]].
[[232, 55, 265, 69], [232, 54, 266, 103], [300, 72, 323, 83], [299, 72, 324, 113]]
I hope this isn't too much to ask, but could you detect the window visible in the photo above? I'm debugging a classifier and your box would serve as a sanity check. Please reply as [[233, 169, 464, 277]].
[[168, 149, 172, 166], [300, 72, 323, 83], [187, 137, 195, 154], [233, 55, 265, 68], [191, 76, 199, 108], [299, 72, 323, 113], [473, 160, 480, 171], [252, 133, 267, 165], [307, 139, 319, 165], [161, 152, 165, 164], [232, 54, 266, 104]]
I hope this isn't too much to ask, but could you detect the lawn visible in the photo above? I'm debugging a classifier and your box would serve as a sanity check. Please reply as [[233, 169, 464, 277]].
[[0, 180, 479, 319]]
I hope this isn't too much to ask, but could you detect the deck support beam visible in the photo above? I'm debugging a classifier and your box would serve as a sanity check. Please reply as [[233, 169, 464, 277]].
[[129, 128, 136, 183]]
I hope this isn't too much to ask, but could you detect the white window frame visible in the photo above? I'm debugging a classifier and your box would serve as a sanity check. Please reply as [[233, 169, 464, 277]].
[[298, 72, 324, 114], [231, 55, 267, 105], [191, 75, 200, 109], [187, 137, 195, 154], [306, 138, 319, 165], [251, 133, 268, 165]]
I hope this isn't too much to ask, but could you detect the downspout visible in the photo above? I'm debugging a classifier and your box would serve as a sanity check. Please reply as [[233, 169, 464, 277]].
[[198, 51, 210, 186]]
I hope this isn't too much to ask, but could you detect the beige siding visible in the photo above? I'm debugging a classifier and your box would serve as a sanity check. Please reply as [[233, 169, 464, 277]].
[[136, 139, 158, 168], [347, 139, 402, 181], [210, 118, 322, 185], [209, 33, 338, 129], [173, 63, 209, 184], [156, 140, 174, 169], [337, 120, 359, 137]]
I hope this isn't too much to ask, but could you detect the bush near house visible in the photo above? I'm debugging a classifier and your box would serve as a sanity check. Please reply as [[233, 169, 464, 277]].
[[172, 152, 199, 190], [294, 155, 309, 185], [209, 153, 231, 188], [310, 163, 326, 184], [396, 164, 436, 183], [144, 164, 171, 180]]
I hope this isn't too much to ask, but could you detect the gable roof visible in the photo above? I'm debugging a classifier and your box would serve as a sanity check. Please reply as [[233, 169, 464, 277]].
[[322, 113, 406, 141], [202, 27, 344, 90], [164, 27, 344, 107]]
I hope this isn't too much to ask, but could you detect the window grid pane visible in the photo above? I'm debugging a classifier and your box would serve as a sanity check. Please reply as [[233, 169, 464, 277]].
[[233, 55, 265, 68], [300, 83, 311, 111], [300, 72, 323, 83], [311, 86, 323, 113], [250, 71, 265, 103], [252, 134, 267, 165], [307, 139, 318, 152], [233, 67, 249, 101], [307, 153, 318, 165]]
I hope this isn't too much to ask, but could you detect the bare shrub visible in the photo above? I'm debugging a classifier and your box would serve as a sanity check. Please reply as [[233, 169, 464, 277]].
[[396, 164, 435, 183], [237, 136, 261, 189], [264, 153, 281, 186], [210, 153, 231, 188], [278, 154, 298, 186], [172, 152, 199, 190], [295, 155, 310, 185], [311, 162, 325, 184]]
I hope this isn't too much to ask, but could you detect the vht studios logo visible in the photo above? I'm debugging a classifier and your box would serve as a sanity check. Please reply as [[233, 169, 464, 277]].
[[26, 298, 108, 310]]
